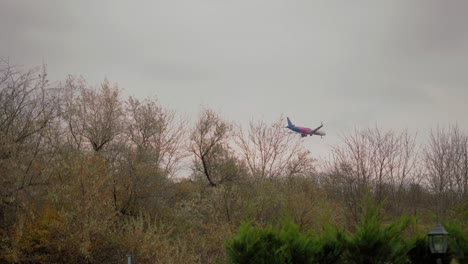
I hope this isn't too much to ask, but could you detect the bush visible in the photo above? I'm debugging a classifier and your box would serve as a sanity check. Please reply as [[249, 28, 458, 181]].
[[226, 218, 347, 264], [226, 219, 314, 264], [342, 202, 412, 264], [311, 225, 347, 264], [226, 202, 464, 264], [444, 220, 468, 263], [7, 206, 82, 263]]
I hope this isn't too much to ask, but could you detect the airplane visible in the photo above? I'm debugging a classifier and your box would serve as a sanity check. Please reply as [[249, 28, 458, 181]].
[[285, 117, 326, 138]]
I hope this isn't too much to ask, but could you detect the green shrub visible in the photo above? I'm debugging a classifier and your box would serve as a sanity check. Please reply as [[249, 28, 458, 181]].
[[276, 218, 315, 263], [226, 219, 314, 264], [311, 225, 347, 264], [444, 220, 467, 263], [342, 202, 412, 264], [226, 202, 464, 264], [227, 218, 348, 264]]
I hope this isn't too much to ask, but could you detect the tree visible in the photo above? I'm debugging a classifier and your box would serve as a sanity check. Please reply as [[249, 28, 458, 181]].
[[125, 96, 187, 178], [190, 108, 232, 187], [423, 125, 468, 216], [234, 117, 315, 179], [62, 77, 124, 152], [106, 97, 188, 216], [0, 60, 60, 228], [323, 127, 419, 222]]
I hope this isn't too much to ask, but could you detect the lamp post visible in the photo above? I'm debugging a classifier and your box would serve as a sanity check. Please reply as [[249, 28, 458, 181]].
[[427, 218, 449, 264]]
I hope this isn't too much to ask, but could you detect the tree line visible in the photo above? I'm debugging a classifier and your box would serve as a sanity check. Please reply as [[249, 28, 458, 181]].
[[0, 60, 466, 263]]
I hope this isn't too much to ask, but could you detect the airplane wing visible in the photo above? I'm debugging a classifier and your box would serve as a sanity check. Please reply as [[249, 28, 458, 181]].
[[311, 122, 323, 133]]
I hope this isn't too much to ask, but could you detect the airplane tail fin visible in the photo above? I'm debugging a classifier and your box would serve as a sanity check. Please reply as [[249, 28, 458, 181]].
[[287, 117, 293, 127]]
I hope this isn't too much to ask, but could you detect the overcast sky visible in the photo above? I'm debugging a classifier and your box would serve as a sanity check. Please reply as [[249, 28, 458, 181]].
[[2, 0, 468, 155]]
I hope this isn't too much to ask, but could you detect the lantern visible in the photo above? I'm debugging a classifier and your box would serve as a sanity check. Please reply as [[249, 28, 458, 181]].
[[427, 220, 449, 254]]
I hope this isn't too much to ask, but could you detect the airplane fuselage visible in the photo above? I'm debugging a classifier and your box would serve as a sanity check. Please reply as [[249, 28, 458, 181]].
[[286, 117, 326, 138], [287, 125, 326, 137], [288, 126, 312, 135]]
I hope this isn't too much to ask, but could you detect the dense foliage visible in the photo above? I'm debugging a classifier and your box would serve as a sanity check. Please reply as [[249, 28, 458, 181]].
[[227, 202, 467, 264]]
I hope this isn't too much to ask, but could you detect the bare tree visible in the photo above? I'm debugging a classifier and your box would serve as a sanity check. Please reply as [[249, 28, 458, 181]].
[[234, 117, 315, 179], [0, 61, 59, 152], [189, 108, 232, 187], [125, 96, 187, 178], [107, 97, 188, 215], [62, 77, 124, 152], [324, 127, 419, 221], [367, 128, 419, 204], [423, 125, 468, 216], [0, 60, 61, 225]]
